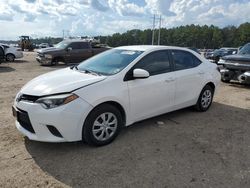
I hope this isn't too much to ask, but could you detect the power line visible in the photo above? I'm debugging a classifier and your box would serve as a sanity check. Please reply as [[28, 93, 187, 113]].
[[158, 15, 162, 45], [151, 14, 162, 45], [152, 14, 155, 45]]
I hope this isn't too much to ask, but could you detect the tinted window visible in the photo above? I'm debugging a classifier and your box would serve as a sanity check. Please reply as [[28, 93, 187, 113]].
[[79, 42, 89, 49], [172, 50, 201, 71], [68, 42, 89, 49], [134, 50, 171, 76], [68, 42, 79, 49], [239, 43, 250, 55]]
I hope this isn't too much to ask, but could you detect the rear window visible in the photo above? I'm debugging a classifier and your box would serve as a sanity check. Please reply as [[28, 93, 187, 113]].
[[172, 50, 201, 71]]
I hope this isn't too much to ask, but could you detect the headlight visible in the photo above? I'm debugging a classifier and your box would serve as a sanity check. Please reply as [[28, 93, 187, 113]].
[[36, 93, 78, 109], [44, 54, 52, 59], [218, 59, 225, 65]]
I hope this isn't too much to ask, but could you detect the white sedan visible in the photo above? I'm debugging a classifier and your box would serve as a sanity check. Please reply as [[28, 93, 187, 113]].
[[1, 44, 23, 62], [13, 45, 220, 146]]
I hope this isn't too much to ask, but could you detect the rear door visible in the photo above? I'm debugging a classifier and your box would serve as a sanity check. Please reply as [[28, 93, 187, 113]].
[[170, 50, 204, 108], [78, 42, 93, 61], [126, 50, 176, 122]]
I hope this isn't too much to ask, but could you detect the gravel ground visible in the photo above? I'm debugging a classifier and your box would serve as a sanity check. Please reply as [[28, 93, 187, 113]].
[[0, 52, 250, 188]]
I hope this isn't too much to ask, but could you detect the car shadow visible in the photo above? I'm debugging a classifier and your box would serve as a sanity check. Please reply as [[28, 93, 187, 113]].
[[14, 59, 28, 63], [0, 66, 15, 73], [25, 102, 250, 187], [228, 82, 250, 89]]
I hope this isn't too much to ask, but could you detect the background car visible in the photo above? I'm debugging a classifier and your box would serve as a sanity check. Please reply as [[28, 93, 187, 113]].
[[38, 43, 50, 48], [0, 45, 5, 63], [206, 48, 238, 63], [218, 43, 250, 84], [0, 44, 23, 62], [36, 40, 109, 65]]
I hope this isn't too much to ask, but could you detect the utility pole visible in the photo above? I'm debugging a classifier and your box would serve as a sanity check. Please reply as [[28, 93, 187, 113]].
[[158, 15, 162, 45], [152, 14, 155, 45], [62, 30, 65, 39]]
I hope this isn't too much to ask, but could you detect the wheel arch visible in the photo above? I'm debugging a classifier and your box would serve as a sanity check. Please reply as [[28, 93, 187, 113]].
[[52, 56, 65, 62], [86, 100, 127, 126], [6, 53, 16, 58], [205, 82, 215, 92]]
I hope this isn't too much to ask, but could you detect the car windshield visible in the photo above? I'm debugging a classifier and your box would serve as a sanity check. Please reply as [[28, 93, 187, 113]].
[[77, 49, 143, 75], [54, 41, 70, 49], [239, 43, 250, 55]]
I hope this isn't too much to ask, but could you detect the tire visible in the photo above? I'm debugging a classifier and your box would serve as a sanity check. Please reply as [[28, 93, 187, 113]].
[[221, 78, 230, 83], [83, 104, 123, 146], [6, 54, 15, 62], [195, 85, 214, 112], [51, 58, 60, 66]]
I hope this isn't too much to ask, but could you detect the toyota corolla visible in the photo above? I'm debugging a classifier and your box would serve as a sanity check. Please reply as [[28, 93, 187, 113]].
[[13, 46, 220, 146]]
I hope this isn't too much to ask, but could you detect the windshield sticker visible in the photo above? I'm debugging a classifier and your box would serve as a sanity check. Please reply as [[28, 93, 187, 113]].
[[121, 51, 136, 55]]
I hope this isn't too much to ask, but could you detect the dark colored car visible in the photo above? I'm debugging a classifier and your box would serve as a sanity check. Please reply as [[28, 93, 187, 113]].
[[206, 48, 238, 63], [36, 40, 109, 66], [0, 45, 5, 63], [218, 43, 250, 84]]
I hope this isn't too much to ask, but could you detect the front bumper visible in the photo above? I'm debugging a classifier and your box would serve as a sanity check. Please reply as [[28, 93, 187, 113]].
[[15, 52, 23, 59], [36, 56, 52, 65], [13, 97, 93, 142]]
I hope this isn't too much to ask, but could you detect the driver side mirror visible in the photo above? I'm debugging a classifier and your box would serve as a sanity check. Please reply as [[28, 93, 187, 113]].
[[67, 47, 72, 51], [133, 69, 150, 79]]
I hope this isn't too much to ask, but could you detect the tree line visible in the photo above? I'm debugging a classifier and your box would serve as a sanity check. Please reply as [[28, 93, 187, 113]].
[[1, 23, 249, 49], [99, 22, 250, 49]]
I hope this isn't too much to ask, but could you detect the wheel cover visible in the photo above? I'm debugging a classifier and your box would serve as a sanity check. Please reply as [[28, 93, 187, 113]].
[[92, 112, 118, 141], [7, 55, 14, 61], [201, 90, 212, 108]]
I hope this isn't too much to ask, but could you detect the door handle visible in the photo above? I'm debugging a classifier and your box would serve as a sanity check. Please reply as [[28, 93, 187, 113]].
[[165, 77, 175, 82]]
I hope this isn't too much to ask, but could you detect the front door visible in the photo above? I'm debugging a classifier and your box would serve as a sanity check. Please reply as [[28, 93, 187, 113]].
[[126, 50, 176, 122]]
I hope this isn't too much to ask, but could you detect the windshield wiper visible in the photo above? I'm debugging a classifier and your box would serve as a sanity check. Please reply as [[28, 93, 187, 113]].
[[81, 69, 102, 76], [70, 65, 78, 70]]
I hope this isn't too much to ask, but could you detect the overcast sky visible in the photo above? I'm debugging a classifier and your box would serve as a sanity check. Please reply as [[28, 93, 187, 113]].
[[0, 0, 250, 40]]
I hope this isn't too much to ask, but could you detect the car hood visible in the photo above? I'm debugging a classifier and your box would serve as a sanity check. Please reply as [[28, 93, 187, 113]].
[[20, 68, 107, 96], [222, 54, 250, 62], [37, 47, 61, 53]]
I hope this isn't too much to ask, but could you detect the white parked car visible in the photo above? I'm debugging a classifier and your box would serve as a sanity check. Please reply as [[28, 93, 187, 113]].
[[1, 44, 23, 62], [38, 43, 50, 48], [13, 46, 220, 146]]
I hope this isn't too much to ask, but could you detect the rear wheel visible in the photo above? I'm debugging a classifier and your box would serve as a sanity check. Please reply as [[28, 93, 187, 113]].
[[51, 58, 59, 66], [221, 78, 230, 83], [195, 85, 214, 112], [6, 54, 15, 62], [83, 104, 123, 146]]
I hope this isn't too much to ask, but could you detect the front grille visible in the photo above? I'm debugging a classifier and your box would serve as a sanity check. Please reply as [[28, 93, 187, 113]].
[[17, 109, 35, 133], [18, 94, 40, 103]]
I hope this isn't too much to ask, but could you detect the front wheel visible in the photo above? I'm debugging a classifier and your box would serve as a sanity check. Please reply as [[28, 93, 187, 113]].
[[83, 104, 123, 146], [195, 85, 214, 112], [6, 54, 15, 62]]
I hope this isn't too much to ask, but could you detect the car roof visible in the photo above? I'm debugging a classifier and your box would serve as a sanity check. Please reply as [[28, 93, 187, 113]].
[[115, 45, 192, 52], [63, 39, 89, 43]]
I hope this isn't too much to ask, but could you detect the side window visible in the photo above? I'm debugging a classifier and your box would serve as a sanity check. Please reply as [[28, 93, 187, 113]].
[[192, 55, 202, 67], [79, 42, 89, 49], [172, 50, 201, 71], [68, 42, 79, 50], [134, 50, 171, 76]]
